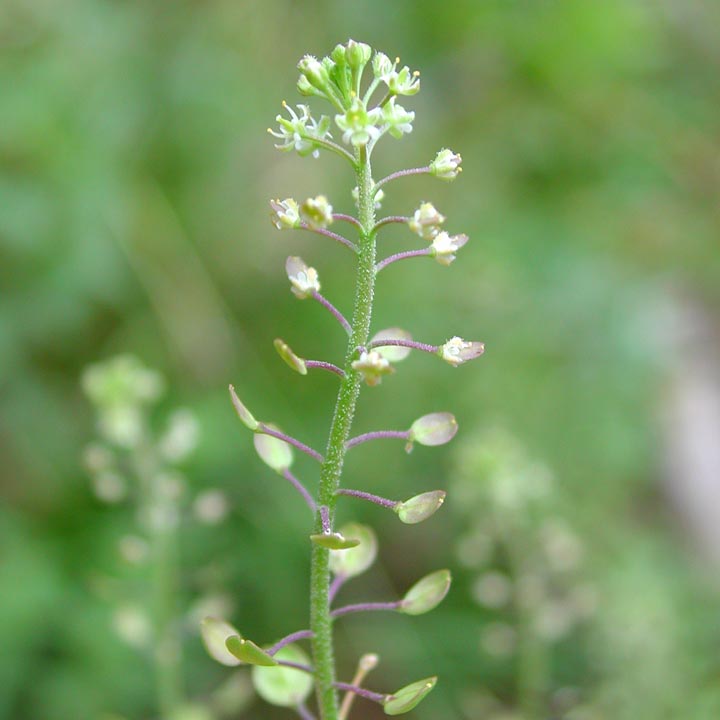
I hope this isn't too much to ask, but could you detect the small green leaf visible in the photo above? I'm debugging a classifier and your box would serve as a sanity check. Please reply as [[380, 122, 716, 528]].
[[407, 412, 457, 452], [254, 426, 293, 472], [228, 385, 259, 431], [199, 617, 242, 667], [252, 645, 313, 707], [274, 339, 307, 375], [310, 532, 361, 550], [401, 569, 451, 615], [225, 636, 277, 666], [328, 522, 377, 578], [394, 490, 446, 524], [383, 677, 437, 715]]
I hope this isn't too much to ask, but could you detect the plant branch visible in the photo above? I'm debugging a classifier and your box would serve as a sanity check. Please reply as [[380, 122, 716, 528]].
[[368, 338, 438, 355], [375, 248, 432, 273], [333, 683, 385, 704], [300, 224, 357, 253], [375, 166, 431, 190], [281, 468, 317, 512], [331, 601, 402, 619], [257, 423, 324, 463], [312, 292, 352, 335], [373, 215, 409, 232], [336, 488, 398, 509], [346, 430, 410, 449], [305, 360, 345, 378], [332, 213, 362, 229]]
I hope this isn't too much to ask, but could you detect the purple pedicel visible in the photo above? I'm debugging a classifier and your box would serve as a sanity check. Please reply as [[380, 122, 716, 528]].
[[375, 248, 432, 273], [346, 430, 410, 449]]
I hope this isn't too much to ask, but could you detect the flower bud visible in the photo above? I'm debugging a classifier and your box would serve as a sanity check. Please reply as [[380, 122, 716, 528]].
[[254, 426, 293, 473], [251, 645, 313, 707], [297, 55, 330, 93], [228, 385, 258, 431], [269, 198, 300, 230], [430, 148, 462, 180], [383, 677, 437, 715], [400, 569, 452, 615], [300, 195, 333, 229], [439, 336, 484, 366], [328, 522, 377, 578], [273, 339, 307, 375], [371, 327, 412, 362], [430, 232, 468, 266], [200, 617, 242, 667], [372, 52, 394, 81], [407, 412, 458, 451], [345, 39, 372, 71], [408, 202, 446, 240], [225, 636, 277, 666], [286, 256, 320, 299], [395, 490, 446, 524], [351, 349, 394, 386], [359, 653, 380, 672], [296, 73, 316, 97]]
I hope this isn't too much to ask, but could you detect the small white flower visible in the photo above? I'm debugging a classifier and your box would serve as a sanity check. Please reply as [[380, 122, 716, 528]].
[[269, 103, 331, 158], [430, 148, 462, 180], [335, 98, 383, 147], [351, 350, 394, 387], [372, 53, 420, 95], [408, 202, 446, 240], [431, 231, 468, 266], [382, 97, 415, 139], [439, 336, 485, 366], [300, 195, 333, 228], [286, 256, 320, 299], [270, 198, 300, 230]]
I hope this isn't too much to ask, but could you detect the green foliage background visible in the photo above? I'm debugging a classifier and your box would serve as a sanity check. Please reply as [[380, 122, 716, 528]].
[[2, 1, 720, 718]]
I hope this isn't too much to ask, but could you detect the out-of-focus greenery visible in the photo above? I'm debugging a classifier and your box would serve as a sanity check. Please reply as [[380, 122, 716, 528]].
[[2, 1, 720, 718]]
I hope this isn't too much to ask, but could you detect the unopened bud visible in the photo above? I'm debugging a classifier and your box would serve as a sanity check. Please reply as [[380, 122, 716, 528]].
[[430, 148, 462, 180]]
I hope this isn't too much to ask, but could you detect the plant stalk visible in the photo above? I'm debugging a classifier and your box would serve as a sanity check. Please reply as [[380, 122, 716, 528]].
[[310, 145, 377, 720]]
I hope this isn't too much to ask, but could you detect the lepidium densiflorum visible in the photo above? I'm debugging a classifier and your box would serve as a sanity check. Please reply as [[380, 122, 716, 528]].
[[202, 40, 484, 720]]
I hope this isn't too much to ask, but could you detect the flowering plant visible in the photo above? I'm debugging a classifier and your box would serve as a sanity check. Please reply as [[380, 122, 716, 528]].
[[203, 40, 484, 719]]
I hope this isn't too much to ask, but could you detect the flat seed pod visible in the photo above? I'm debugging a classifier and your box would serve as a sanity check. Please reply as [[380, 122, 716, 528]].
[[383, 677, 437, 715], [200, 617, 242, 667], [251, 645, 313, 707], [254, 426, 293, 472], [225, 636, 277, 666], [401, 569, 451, 615], [310, 532, 361, 550], [395, 490, 446, 524], [328, 522, 377, 578]]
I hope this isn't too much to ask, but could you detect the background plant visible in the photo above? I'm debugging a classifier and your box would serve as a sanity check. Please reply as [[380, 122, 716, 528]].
[[3, 2, 720, 719]]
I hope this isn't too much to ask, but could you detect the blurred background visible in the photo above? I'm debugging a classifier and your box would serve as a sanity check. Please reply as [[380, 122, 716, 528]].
[[2, 1, 720, 718]]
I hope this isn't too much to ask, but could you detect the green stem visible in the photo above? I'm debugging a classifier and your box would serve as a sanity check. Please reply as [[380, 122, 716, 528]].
[[134, 436, 184, 718], [310, 145, 376, 720]]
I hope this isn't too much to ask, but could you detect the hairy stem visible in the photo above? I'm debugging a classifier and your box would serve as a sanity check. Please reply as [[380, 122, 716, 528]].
[[311, 145, 377, 720]]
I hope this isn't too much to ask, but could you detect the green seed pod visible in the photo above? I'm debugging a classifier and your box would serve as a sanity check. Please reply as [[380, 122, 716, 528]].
[[328, 522, 377, 578], [407, 412, 458, 452], [251, 645, 313, 707], [274, 339, 307, 375], [310, 532, 360, 550], [225, 636, 277, 666], [383, 676, 437, 715], [228, 385, 258, 431], [254, 426, 293, 473], [395, 490, 446, 524], [199, 617, 242, 667], [400, 569, 451, 615]]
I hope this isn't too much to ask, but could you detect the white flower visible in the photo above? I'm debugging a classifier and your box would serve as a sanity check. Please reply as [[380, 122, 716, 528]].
[[431, 231, 468, 266], [269, 103, 331, 158], [351, 350, 394, 387], [430, 148, 462, 180], [300, 195, 333, 228], [382, 97, 415, 139], [372, 53, 420, 95], [335, 98, 383, 147], [408, 202, 445, 240], [286, 256, 320, 299], [269, 198, 300, 230], [439, 337, 485, 366]]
